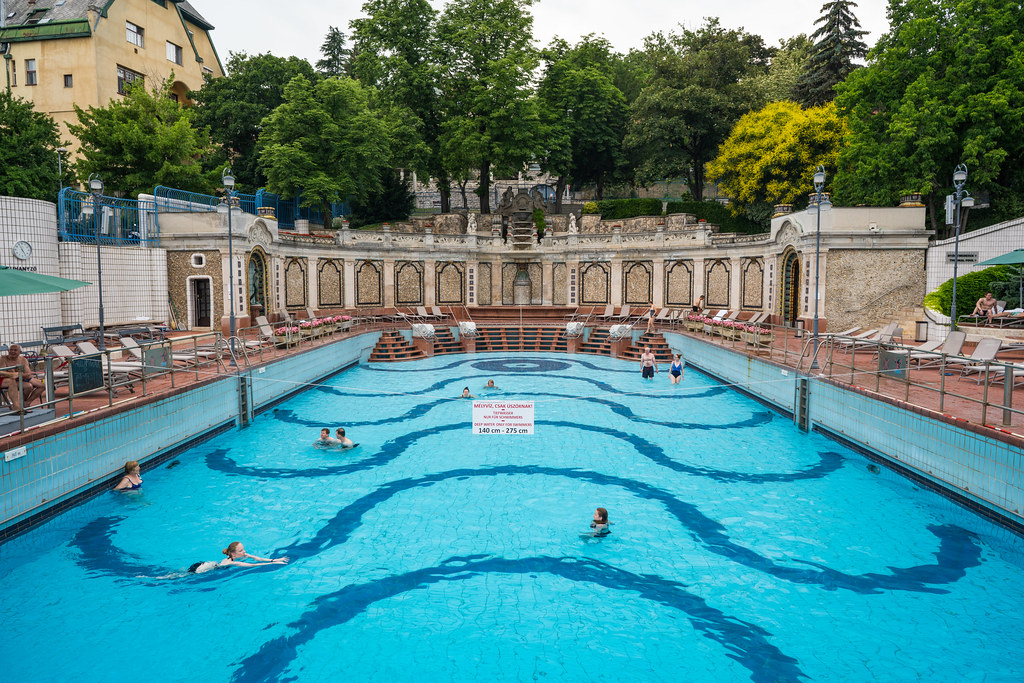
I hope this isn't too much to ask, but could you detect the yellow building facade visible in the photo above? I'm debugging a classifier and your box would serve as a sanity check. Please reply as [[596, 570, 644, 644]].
[[0, 0, 223, 146]]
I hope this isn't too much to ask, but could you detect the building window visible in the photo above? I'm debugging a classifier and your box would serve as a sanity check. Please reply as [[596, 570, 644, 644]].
[[166, 41, 182, 65], [64, 74, 73, 88], [126, 21, 144, 48], [10, 61, 16, 87], [117, 65, 144, 95], [25, 59, 37, 86]]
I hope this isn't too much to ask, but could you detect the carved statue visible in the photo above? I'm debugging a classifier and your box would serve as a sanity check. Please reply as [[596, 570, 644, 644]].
[[467, 213, 477, 232], [568, 212, 577, 233]]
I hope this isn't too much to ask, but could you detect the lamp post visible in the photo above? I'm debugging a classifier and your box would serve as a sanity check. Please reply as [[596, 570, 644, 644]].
[[810, 165, 828, 369], [88, 173, 107, 351], [56, 147, 67, 192], [949, 164, 975, 332], [222, 167, 237, 362]]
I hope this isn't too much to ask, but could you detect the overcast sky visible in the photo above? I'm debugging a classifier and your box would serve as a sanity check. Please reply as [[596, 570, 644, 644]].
[[200, 0, 891, 69]]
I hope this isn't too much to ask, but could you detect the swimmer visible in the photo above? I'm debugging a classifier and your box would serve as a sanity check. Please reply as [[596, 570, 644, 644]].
[[187, 541, 289, 574], [460, 387, 476, 399], [335, 427, 358, 449], [483, 379, 499, 390], [590, 507, 610, 536], [314, 427, 340, 447], [114, 460, 143, 491], [640, 346, 657, 379], [669, 354, 684, 384]]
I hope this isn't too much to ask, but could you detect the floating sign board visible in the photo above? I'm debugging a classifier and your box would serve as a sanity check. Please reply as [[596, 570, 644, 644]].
[[472, 400, 534, 435]]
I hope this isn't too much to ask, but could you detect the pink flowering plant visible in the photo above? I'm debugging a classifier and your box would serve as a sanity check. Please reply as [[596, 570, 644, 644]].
[[274, 325, 299, 335]]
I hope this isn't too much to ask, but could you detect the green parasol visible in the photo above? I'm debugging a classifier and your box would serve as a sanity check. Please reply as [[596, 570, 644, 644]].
[[0, 265, 91, 296], [977, 250, 1024, 307]]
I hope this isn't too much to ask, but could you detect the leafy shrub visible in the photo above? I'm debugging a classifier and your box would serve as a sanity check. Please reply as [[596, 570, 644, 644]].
[[665, 200, 767, 234], [582, 201, 600, 214], [532, 208, 546, 237], [923, 265, 1017, 317], [591, 198, 663, 220]]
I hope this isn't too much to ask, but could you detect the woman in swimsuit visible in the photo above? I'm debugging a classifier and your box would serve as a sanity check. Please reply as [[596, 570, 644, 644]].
[[590, 507, 610, 536], [188, 541, 289, 574], [645, 301, 656, 334], [669, 355, 684, 384], [114, 460, 143, 490]]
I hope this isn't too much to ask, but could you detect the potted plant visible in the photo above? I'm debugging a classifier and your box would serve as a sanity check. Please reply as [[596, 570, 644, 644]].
[[273, 325, 298, 345]]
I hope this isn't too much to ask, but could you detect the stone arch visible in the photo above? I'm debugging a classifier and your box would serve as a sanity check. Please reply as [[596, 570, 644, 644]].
[[779, 247, 801, 325], [741, 258, 764, 310], [247, 247, 270, 316]]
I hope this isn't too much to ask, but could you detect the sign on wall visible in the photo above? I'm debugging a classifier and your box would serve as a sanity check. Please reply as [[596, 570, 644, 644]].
[[472, 401, 534, 435]]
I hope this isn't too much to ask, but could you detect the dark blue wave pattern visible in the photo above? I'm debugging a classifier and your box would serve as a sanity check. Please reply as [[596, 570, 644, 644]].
[[363, 356, 637, 374], [210, 418, 841, 484], [230, 554, 806, 683]]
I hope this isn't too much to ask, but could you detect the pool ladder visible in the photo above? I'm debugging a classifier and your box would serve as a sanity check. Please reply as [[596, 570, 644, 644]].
[[219, 337, 255, 427]]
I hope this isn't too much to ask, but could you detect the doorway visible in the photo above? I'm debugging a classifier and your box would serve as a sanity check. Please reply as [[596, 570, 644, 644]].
[[190, 277, 212, 328], [781, 251, 801, 326]]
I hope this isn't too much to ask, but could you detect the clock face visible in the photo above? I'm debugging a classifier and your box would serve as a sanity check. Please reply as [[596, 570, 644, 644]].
[[13, 241, 32, 260]]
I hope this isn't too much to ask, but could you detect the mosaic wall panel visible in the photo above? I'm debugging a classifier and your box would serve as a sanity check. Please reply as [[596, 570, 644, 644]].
[[553, 263, 567, 306], [284, 258, 307, 309], [622, 261, 653, 305], [436, 261, 465, 305], [741, 258, 764, 310], [704, 259, 731, 309], [580, 262, 610, 305], [355, 260, 383, 307], [317, 259, 343, 308], [395, 261, 424, 305], [247, 248, 270, 315], [167, 250, 223, 330], [527, 263, 542, 304], [477, 263, 492, 305], [664, 260, 693, 306], [501, 263, 517, 305]]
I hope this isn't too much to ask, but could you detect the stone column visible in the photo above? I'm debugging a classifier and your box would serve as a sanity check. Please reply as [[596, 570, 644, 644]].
[[652, 258, 665, 307], [383, 259, 396, 308], [693, 258, 705, 305], [343, 258, 356, 309], [542, 260, 554, 306], [424, 259, 437, 306], [730, 257, 742, 313], [492, 260, 503, 305], [610, 259, 623, 305]]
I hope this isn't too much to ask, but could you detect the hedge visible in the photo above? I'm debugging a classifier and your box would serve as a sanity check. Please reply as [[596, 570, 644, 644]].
[[665, 200, 766, 235], [588, 198, 664, 220], [923, 265, 1017, 317]]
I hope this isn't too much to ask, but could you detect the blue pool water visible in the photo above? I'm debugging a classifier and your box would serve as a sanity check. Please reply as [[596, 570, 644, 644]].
[[2, 352, 1024, 682]]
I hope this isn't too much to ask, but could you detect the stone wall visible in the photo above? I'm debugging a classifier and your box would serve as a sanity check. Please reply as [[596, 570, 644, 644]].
[[167, 250, 220, 329], [317, 258, 345, 308], [826, 249, 926, 332]]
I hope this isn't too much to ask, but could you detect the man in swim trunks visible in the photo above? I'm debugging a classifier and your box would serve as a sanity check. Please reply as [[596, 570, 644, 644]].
[[640, 346, 657, 379], [1, 344, 44, 412], [972, 292, 998, 323], [335, 427, 356, 448]]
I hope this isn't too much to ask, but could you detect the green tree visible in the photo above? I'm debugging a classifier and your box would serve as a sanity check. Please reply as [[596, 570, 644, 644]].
[[537, 36, 628, 206], [0, 91, 66, 201], [71, 78, 215, 198], [317, 26, 353, 78], [707, 101, 848, 224], [751, 35, 814, 104], [834, 0, 1024, 234], [350, 0, 443, 208], [794, 1, 868, 107], [624, 19, 772, 200], [259, 75, 392, 230], [190, 52, 317, 193], [349, 168, 416, 227], [435, 0, 541, 214]]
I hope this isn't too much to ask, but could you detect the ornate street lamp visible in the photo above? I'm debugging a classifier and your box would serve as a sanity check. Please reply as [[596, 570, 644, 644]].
[[810, 165, 830, 369], [949, 164, 975, 332], [88, 173, 107, 351], [222, 167, 237, 363]]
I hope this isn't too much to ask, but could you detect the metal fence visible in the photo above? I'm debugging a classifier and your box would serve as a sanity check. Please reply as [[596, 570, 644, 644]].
[[57, 188, 158, 247]]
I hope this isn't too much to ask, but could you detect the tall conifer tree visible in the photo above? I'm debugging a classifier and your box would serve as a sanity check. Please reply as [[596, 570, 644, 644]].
[[794, 0, 868, 107]]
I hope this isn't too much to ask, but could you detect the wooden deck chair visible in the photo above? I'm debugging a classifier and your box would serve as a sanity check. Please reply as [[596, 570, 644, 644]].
[[430, 306, 452, 320], [596, 305, 616, 320]]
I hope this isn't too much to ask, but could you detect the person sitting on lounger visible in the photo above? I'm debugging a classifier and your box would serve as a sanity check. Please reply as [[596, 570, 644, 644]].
[[1, 344, 44, 413], [972, 292, 998, 323]]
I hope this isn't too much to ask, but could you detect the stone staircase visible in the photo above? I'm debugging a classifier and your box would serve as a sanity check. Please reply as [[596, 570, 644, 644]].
[[618, 332, 674, 363], [578, 328, 612, 356], [432, 326, 463, 355], [474, 326, 568, 352], [368, 331, 427, 362]]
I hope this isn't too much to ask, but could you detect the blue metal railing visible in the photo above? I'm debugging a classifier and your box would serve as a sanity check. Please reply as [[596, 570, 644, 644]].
[[57, 188, 158, 246], [153, 185, 220, 212], [254, 189, 347, 230]]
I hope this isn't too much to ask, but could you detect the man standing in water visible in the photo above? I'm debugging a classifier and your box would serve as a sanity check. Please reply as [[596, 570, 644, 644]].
[[640, 346, 657, 379]]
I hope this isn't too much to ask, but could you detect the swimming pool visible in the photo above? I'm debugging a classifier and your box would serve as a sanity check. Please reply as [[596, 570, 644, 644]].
[[1, 352, 1023, 682]]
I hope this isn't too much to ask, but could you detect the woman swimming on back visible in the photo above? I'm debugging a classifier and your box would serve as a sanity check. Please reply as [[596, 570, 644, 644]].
[[187, 541, 289, 574], [114, 460, 143, 491]]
